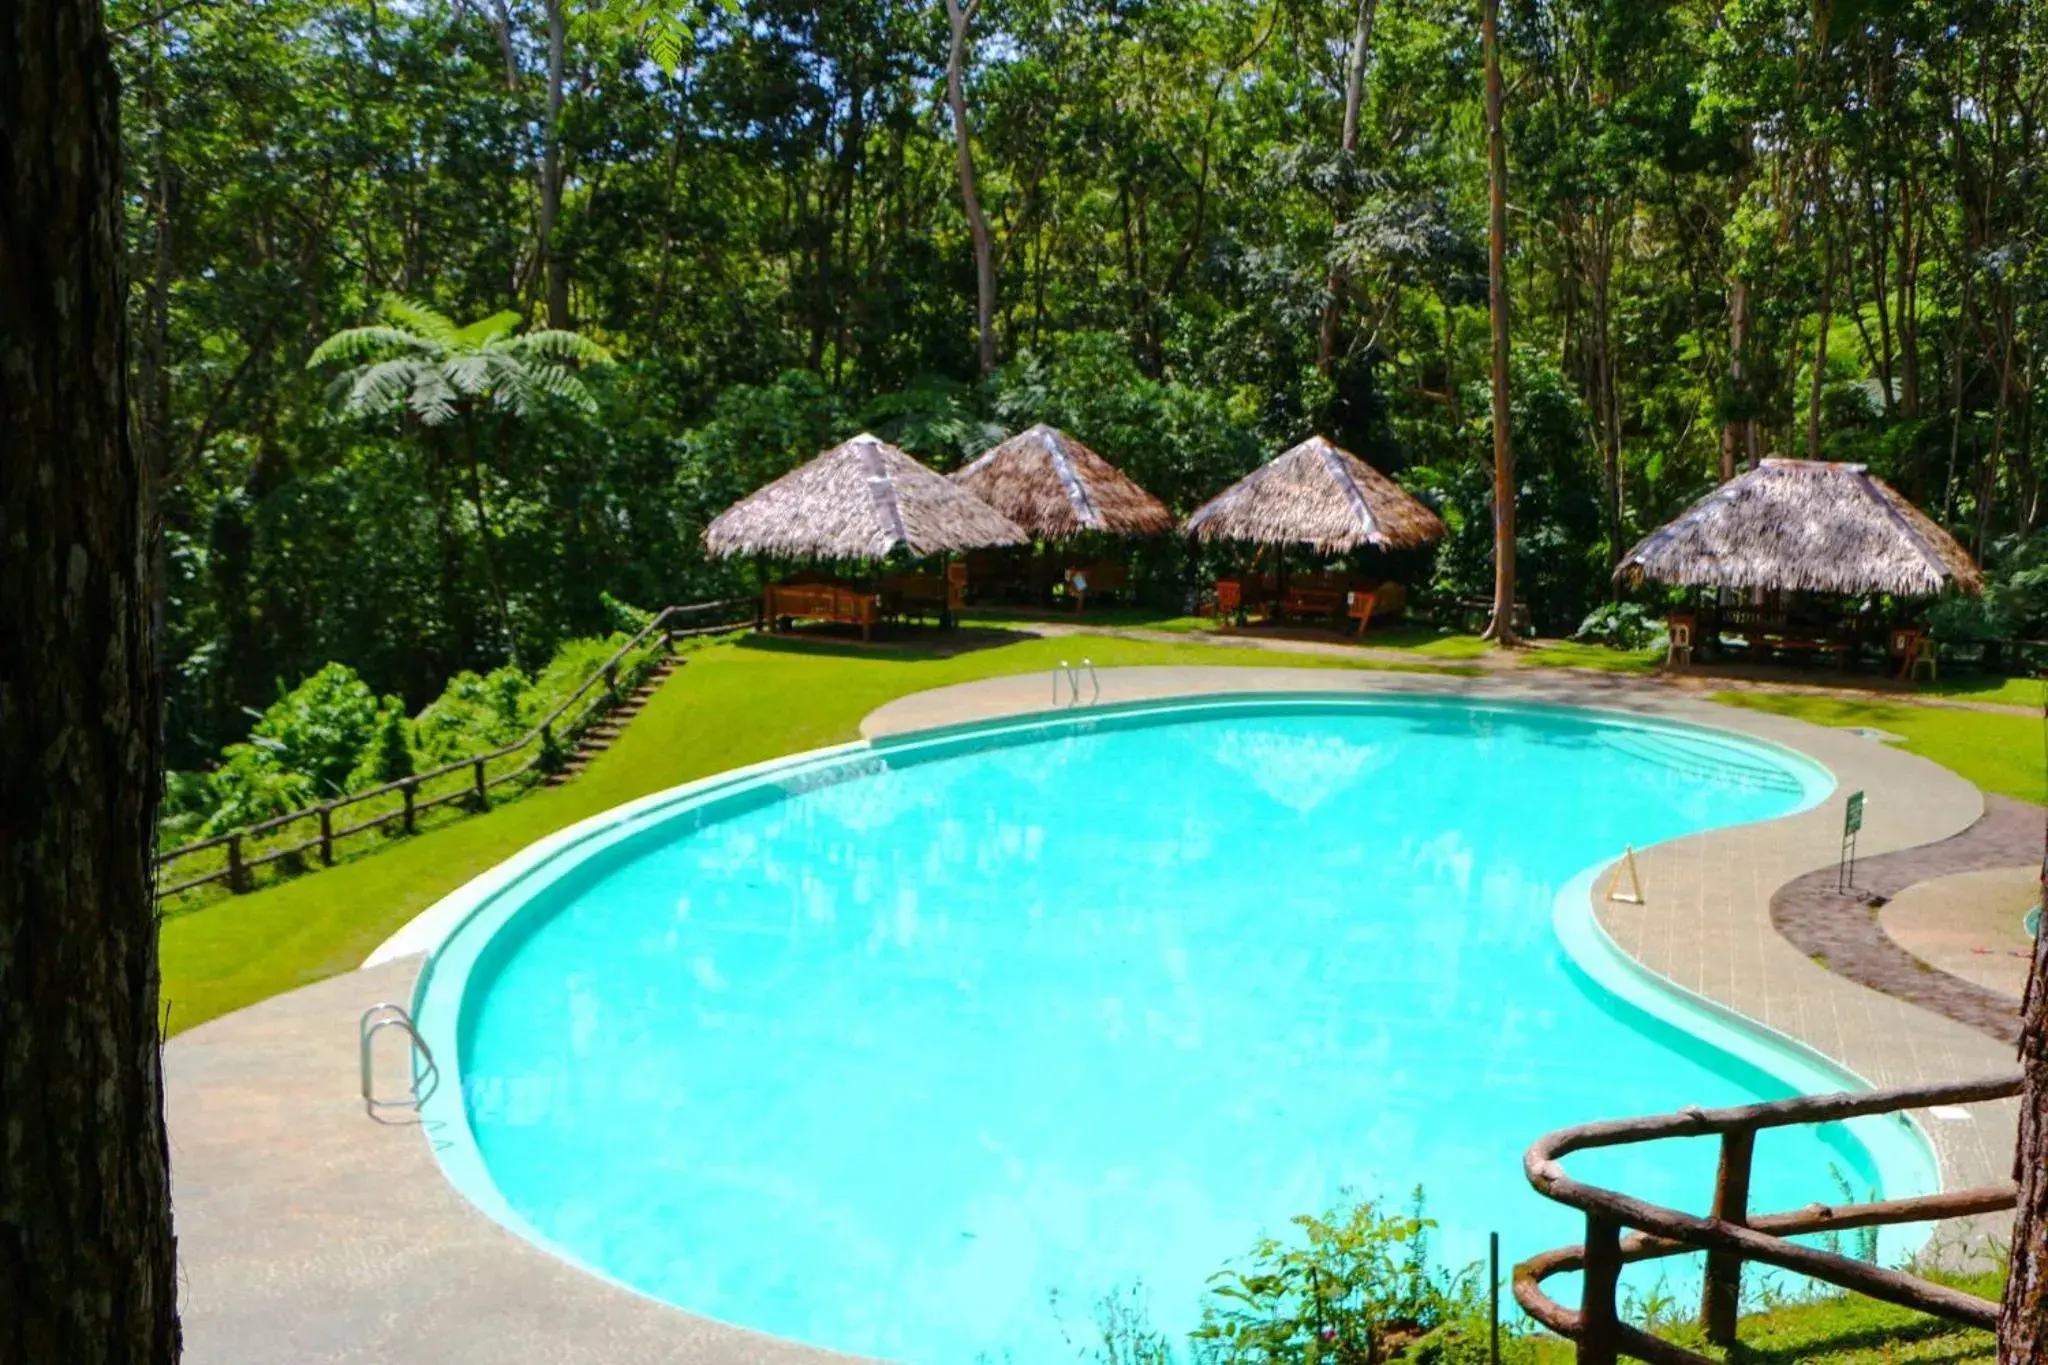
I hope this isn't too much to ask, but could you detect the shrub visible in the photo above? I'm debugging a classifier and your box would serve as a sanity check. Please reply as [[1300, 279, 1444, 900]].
[[1191, 1190, 1477, 1365], [1573, 602, 1663, 651], [246, 662, 387, 796]]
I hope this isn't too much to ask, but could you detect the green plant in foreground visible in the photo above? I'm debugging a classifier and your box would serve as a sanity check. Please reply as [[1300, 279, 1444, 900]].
[[1192, 1189, 1477, 1365]]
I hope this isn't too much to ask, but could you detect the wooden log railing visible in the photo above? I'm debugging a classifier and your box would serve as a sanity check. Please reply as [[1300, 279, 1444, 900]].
[[153, 599, 754, 901], [1513, 1072, 2024, 1364]]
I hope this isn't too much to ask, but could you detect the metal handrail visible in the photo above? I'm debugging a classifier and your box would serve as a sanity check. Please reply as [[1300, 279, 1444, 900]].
[[1513, 1071, 2023, 1363], [1054, 658, 1101, 708], [359, 1002, 439, 1122]]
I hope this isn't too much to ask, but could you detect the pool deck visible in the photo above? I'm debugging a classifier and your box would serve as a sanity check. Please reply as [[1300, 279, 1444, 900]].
[[171, 665, 2023, 1364]]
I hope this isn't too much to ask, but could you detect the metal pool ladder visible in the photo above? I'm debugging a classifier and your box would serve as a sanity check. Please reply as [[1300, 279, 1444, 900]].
[[1054, 658, 1100, 708], [359, 1002, 439, 1122]]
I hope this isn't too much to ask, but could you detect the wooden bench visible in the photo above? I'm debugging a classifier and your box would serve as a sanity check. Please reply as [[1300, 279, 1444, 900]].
[[763, 582, 881, 641]]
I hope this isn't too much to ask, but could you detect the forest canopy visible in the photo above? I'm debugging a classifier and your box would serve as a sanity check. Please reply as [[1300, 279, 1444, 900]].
[[118, 0, 2046, 768]]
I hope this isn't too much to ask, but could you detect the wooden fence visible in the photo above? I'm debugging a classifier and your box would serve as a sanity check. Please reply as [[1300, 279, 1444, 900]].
[[1513, 1071, 2024, 1363], [153, 599, 757, 901]]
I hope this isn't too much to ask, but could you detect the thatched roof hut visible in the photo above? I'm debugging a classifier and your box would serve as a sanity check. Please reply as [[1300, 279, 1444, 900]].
[[951, 424, 1176, 539], [1182, 435, 1447, 553], [1615, 459, 1981, 597], [705, 432, 1025, 560]]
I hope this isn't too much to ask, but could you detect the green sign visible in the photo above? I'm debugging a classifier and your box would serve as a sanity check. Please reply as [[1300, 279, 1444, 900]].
[[1844, 790, 1866, 836]]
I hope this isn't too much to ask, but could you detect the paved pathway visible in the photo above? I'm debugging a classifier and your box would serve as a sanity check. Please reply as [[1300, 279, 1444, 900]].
[[1880, 866, 2040, 1002], [1772, 799, 2037, 1043], [171, 664, 2024, 1363]]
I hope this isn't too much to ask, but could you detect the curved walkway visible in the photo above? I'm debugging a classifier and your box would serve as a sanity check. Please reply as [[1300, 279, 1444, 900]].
[[170, 665, 2022, 1364], [1772, 798, 2035, 1044]]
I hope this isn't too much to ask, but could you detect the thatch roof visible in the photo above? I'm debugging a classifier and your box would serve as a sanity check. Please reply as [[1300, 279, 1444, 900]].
[[1615, 459, 1982, 598], [950, 424, 1176, 539], [1182, 435, 1447, 553], [704, 433, 1025, 560]]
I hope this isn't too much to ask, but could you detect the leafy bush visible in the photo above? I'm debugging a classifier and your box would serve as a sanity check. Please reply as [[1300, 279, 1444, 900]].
[[1573, 602, 1663, 651], [246, 662, 389, 795], [413, 666, 534, 765], [1191, 1191, 1477, 1365], [1923, 594, 2001, 643]]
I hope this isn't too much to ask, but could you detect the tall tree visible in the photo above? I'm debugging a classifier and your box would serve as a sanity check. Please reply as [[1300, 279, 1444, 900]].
[[539, 0, 571, 327], [2004, 798, 2048, 1359], [1, 1, 182, 1361], [942, 0, 997, 375], [307, 297, 612, 668], [1316, 0, 1378, 376], [1481, 0, 1517, 645]]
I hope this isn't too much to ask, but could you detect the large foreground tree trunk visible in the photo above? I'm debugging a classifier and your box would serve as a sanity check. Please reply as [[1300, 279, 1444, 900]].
[[2003, 857, 2048, 1360], [943, 0, 996, 375], [1480, 0, 1517, 647], [0, 3, 181, 1362]]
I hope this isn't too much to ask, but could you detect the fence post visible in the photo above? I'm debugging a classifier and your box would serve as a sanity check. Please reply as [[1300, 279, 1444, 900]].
[[473, 758, 489, 810], [1702, 1128, 1756, 1344], [1579, 1215, 1622, 1365], [603, 661, 618, 699], [319, 804, 335, 867], [227, 833, 249, 894], [402, 779, 417, 833]]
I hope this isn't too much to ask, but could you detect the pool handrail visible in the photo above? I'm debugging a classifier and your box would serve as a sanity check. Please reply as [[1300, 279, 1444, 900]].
[[1513, 1070, 2022, 1363]]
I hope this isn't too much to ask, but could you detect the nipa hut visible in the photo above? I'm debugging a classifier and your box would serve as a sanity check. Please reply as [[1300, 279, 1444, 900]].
[[704, 432, 1025, 561], [1615, 459, 1981, 598], [1183, 435, 1446, 552], [951, 424, 1175, 539]]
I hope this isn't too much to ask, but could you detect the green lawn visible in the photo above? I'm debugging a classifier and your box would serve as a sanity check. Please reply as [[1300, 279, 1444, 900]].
[[160, 631, 1428, 1034], [1712, 689, 2048, 805], [1924, 671, 2048, 708]]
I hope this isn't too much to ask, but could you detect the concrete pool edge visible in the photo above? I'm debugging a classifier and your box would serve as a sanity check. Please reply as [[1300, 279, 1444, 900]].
[[396, 686, 1981, 1333]]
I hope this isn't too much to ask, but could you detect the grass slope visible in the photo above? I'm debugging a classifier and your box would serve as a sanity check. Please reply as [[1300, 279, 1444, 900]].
[[1712, 690, 2048, 806], [160, 632, 1397, 1033]]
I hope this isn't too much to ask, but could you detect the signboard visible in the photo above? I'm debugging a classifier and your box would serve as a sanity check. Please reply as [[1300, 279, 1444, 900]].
[[1844, 790, 1866, 836]]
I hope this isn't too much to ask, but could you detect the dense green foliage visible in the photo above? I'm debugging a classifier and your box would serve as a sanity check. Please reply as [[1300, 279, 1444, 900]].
[[157, 628, 638, 846], [119, 0, 2047, 768]]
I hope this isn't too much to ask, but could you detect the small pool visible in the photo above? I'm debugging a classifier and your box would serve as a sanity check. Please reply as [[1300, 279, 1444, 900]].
[[413, 695, 1935, 1363]]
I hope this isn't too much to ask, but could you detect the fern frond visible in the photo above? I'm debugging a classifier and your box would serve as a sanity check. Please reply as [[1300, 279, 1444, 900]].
[[453, 310, 523, 350], [515, 329, 613, 366], [307, 326, 429, 370], [343, 359, 430, 420], [377, 295, 459, 349]]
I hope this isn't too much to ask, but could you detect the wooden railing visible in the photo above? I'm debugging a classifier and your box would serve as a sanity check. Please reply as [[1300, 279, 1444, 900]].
[[1514, 1072, 2024, 1364], [153, 599, 757, 901]]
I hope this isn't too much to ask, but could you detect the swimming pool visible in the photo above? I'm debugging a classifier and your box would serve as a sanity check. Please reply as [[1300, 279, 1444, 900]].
[[411, 694, 1937, 1363]]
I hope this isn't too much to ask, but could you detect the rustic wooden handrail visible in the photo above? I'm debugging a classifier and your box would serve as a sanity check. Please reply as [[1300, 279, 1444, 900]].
[[1513, 1072, 2024, 1364], [153, 599, 754, 899]]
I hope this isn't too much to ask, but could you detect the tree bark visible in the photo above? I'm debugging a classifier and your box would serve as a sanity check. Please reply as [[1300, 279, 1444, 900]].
[[1481, 0, 1517, 647], [2000, 825, 2048, 1361], [1, 1, 182, 1361], [1316, 0, 1378, 376], [1806, 207, 1835, 462], [1722, 274, 1750, 481], [539, 0, 570, 329], [942, 0, 996, 375]]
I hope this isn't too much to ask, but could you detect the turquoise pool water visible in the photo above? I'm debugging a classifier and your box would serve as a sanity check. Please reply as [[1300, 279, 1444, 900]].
[[419, 695, 1928, 1363]]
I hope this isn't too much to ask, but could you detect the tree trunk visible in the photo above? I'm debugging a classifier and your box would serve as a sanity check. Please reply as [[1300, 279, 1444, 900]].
[[1722, 274, 1750, 481], [0, 2, 182, 1361], [942, 0, 996, 375], [1806, 215, 1835, 461], [539, 0, 570, 329], [1480, 0, 1517, 647], [1316, 0, 1378, 376], [2000, 827, 2048, 1361]]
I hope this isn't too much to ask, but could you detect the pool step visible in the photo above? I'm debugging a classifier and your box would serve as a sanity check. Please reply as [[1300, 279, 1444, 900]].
[[541, 657, 681, 787]]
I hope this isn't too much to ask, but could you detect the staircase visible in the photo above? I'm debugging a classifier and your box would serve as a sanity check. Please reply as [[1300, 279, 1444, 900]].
[[542, 656, 681, 787]]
